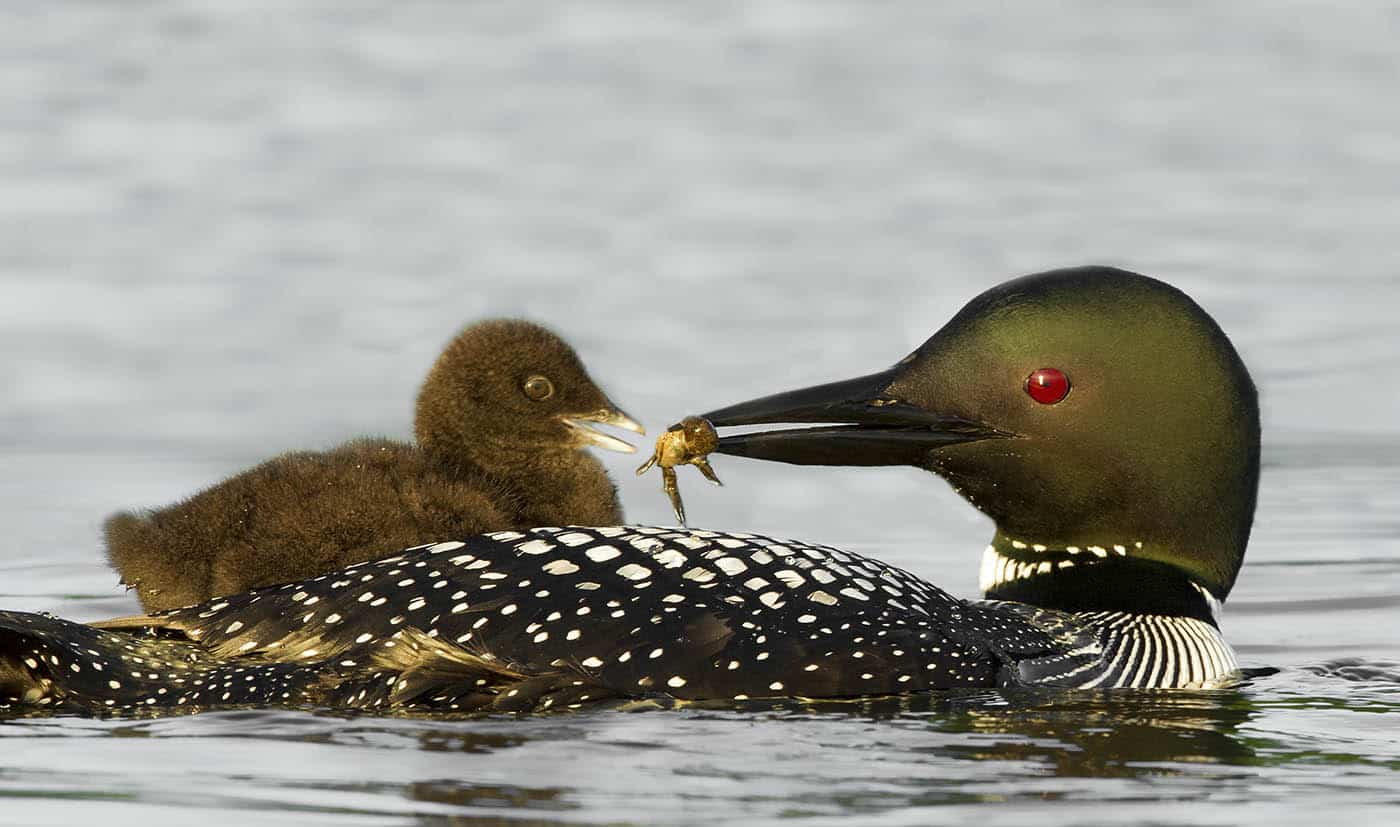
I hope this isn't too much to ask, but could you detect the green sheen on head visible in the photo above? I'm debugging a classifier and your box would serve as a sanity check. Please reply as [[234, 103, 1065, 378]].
[[891, 267, 1260, 598]]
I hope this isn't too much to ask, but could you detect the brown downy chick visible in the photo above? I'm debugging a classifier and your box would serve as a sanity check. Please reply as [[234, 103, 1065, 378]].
[[105, 319, 643, 612]]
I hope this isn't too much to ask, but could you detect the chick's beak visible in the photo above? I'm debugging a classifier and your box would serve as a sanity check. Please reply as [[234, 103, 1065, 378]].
[[562, 402, 646, 454]]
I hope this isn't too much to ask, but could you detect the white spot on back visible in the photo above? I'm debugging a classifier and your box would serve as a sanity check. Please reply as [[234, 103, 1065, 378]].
[[715, 557, 747, 576], [616, 563, 651, 581], [584, 545, 622, 562], [518, 539, 557, 555], [543, 559, 581, 575]]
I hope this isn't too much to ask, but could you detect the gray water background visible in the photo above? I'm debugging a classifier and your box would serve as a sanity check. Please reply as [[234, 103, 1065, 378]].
[[2, 1, 1399, 824]]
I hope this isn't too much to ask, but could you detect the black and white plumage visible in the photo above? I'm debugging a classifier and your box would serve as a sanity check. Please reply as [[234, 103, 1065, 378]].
[[0, 525, 1235, 716]]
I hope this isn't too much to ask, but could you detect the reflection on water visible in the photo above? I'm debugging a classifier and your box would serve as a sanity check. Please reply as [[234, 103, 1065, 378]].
[[2, 674, 1400, 823], [414, 730, 532, 755], [927, 690, 1263, 776], [406, 780, 573, 813]]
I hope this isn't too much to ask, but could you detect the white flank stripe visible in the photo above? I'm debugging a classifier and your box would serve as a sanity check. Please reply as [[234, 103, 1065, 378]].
[[1112, 635, 1144, 689], [1174, 621, 1205, 686]]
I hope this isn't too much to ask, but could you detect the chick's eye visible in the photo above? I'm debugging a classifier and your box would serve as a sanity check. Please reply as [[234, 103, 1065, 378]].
[[523, 375, 554, 401], [1024, 368, 1070, 404]]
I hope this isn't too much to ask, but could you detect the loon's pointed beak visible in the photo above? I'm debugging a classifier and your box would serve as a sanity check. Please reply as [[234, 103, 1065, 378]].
[[700, 365, 1003, 467], [563, 402, 646, 454]]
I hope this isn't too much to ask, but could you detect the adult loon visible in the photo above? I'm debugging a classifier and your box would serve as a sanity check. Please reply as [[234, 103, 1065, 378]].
[[0, 266, 1258, 715], [104, 319, 644, 612]]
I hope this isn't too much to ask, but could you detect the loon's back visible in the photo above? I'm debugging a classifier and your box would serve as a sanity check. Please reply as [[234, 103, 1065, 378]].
[[0, 526, 1235, 716]]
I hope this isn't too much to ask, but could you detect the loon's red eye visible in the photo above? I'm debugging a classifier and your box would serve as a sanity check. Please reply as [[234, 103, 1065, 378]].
[[1025, 368, 1070, 404]]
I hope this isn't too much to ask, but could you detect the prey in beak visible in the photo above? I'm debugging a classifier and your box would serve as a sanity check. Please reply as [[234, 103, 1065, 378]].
[[635, 416, 724, 525], [635, 361, 1009, 524], [562, 405, 646, 454]]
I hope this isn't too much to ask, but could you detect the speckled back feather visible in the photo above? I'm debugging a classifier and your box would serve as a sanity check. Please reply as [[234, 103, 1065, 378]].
[[3, 526, 1193, 716]]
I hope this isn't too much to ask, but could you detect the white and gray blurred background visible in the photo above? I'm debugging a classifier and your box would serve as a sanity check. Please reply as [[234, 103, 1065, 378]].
[[3, 6, 1400, 825], [1, 1, 1397, 613]]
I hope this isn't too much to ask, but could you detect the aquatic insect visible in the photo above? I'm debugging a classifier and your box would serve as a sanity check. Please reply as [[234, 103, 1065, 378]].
[[636, 416, 722, 524]]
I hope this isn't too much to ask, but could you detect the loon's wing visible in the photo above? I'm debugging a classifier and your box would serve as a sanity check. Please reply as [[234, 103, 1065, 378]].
[[145, 527, 1062, 696]]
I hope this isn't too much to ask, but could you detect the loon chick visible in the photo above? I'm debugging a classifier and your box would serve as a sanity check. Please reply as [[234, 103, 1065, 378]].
[[104, 319, 644, 612], [0, 266, 1259, 715]]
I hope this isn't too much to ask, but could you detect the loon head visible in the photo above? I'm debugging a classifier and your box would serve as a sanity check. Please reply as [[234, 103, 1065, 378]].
[[703, 266, 1260, 612], [415, 319, 644, 462]]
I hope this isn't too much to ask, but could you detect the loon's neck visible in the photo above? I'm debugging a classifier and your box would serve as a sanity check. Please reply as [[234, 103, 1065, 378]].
[[978, 536, 1220, 626]]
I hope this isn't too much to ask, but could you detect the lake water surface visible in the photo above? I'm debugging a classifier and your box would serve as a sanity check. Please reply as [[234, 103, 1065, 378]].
[[2, 2, 1398, 824]]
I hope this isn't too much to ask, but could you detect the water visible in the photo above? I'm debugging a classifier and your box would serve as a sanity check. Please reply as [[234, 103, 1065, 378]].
[[2, 1, 1399, 824]]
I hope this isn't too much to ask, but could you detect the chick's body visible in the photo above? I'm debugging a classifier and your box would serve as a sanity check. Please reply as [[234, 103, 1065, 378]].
[[105, 320, 640, 612]]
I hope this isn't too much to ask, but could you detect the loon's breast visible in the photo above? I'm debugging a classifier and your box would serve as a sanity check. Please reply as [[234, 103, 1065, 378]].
[[1, 526, 1237, 716]]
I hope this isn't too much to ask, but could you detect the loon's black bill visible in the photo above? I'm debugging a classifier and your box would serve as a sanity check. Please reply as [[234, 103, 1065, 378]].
[[700, 367, 1005, 467]]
